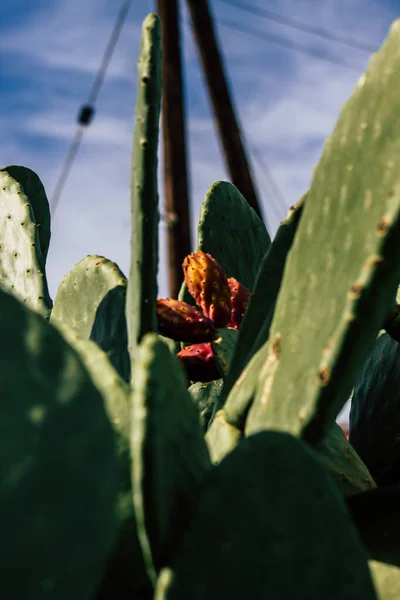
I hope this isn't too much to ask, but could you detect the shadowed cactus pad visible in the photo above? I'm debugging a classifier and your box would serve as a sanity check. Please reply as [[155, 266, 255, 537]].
[[155, 432, 376, 600]]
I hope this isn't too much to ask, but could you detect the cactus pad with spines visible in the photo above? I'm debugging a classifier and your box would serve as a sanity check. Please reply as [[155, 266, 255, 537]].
[[155, 432, 376, 600], [0, 165, 51, 263], [246, 21, 400, 444], [0, 289, 118, 600], [223, 196, 305, 400], [89, 283, 130, 382], [130, 333, 211, 580], [57, 325, 152, 598], [0, 170, 52, 318], [197, 181, 271, 291], [314, 423, 376, 497], [126, 13, 161, 364], [189, 380, 223, 431], [51, 254, 127, 339]]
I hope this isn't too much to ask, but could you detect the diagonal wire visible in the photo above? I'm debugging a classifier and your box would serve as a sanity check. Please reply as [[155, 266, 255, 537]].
[[218, 18, 365, 71], [50, 0, 132, 215], [216, 0, 379, 53]]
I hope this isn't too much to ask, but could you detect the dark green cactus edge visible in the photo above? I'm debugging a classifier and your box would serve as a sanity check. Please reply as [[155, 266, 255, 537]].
[[126, 13, 161, 367], [179, 181, 271, 305], [50, 255, 129, 380], [0, 289, 118, 600], [222, 194, 305, 401], [50, 255, 126, 336], [0, 169, 52, 318], [189, 380, 224, 432], [56, 325, 153, 598], [350, 332, 400, 486], [0, 165, 51, 263], [155, 432, 376, 600], [246, 20, 400, 445], [130, 334, 211, 581]]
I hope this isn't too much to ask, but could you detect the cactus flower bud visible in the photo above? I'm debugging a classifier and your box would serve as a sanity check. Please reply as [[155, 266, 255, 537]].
[[177, 342, 221, 382], [227, 277, 250, 329], [156, 298, 215, 343], [182, 250, 231, 328]]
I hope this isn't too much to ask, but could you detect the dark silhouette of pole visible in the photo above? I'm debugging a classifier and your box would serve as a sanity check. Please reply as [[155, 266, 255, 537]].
[[186, 0, 263, 220], [157, 0, 192, 298]]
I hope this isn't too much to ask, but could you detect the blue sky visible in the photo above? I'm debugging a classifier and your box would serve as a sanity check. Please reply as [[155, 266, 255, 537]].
[[2, 0, 397, 298]]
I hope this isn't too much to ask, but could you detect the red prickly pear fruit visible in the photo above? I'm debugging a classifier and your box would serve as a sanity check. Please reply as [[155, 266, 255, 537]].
[[177, 342, 221, 382], [227, 277, 250, 330], [182, 250, 231, 328], [156, 298, 215, 342]]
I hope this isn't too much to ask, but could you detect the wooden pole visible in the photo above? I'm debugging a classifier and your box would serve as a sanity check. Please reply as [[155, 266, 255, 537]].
[[157, 0, 192, 298], [185, 0, 263, 220]]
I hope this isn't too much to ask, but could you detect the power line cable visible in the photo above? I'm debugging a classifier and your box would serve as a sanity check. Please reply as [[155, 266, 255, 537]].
[[218, 18, 365, 71], [50, 0, 132, 214], [216, 0, 379, 54]]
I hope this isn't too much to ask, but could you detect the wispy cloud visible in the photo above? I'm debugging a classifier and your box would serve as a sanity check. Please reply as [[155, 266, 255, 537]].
[[2, 0, 398, 308]]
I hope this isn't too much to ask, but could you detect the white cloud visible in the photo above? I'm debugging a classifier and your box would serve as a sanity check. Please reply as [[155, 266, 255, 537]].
[[1, 0, 397, 341]]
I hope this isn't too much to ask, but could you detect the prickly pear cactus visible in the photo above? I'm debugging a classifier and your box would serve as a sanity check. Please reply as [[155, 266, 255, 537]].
[[155, 432, 376, 600], [0, 289, 118, 599], [3, 11, 400, 600], [0, 169, 52, 318], [246, 19, 400, 444]]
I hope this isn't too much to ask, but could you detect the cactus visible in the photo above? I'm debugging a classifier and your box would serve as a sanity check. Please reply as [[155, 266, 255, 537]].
[[0, 169, 52, 318], [155, 432, 376, 600], [223, 195, 305, 400], [157, 251, 249, 383], [130, 334, 211, 580], [2, 11, 400, 600], [189, 380, 224, 431], [245, 19, 400, 445], [0, 165, 51, 263], [0, 289, 118, 599], [350, 332, 400, 486], [126, 13, 161, 366]]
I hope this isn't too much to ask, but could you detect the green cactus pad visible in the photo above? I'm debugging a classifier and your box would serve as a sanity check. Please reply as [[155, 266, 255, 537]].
[[130, 333, 212, 581], [155, 431, 376, 599], [0, 165, 51, 263], [56, 325, 152, 598], [0, 170, 52, 317], [89, 284, 130, 382], [51, 255, 127, 357], [126, 14, 161, 365], [197, 181, 271, 290], [205, 409, 243, 464], [224, 196, 305, 399], [314, 423, 376, 497], [211, 327, 238, 378], [350, 333, 400, 486], [0, 289, 118, 599], [246, 20, 400, 444], [179, 181, 271, 305], [212, 340, 269, 429], [189, 380, 223, 432]]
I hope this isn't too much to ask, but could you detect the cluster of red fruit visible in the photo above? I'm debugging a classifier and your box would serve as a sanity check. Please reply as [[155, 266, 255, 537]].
[[156, 250, 250, 382]]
